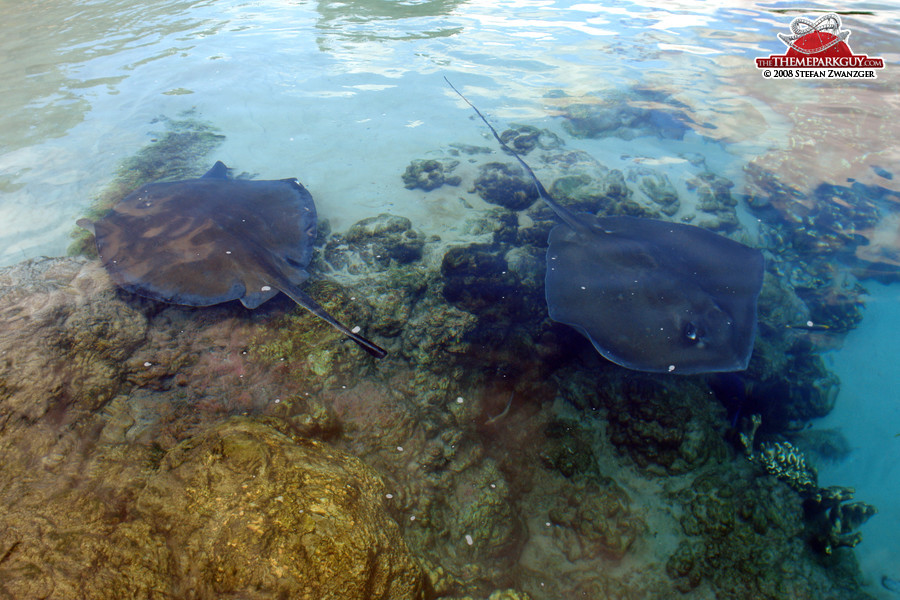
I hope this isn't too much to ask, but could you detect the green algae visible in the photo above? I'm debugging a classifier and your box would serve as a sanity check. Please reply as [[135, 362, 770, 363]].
[[247, 279, 378, 381]]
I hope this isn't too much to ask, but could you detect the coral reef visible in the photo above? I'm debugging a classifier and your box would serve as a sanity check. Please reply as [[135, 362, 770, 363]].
[[325, 213, 429, 272], [804, 486, 878, 555], [0, 416, 425, 599], [591, 376, 729, 475], [2, 107, 883, 600], [667, 463, 872, 599], [758, 440, 818, 493], [473, 162, 539, 210], [547, 475, 645, 561], [403, 158, 462, 191], [740, 414, 877, 557]]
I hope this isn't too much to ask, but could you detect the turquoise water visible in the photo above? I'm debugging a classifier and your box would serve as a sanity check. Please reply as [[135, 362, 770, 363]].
[[2, 0, 899, 598]]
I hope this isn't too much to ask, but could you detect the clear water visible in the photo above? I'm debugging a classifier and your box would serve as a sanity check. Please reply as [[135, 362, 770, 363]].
[[1, 0, 899, 598]]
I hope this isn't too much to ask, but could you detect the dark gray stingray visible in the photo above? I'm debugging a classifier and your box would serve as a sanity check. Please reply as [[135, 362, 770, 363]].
[[447, 79, 764, 374], [78, 161, 386, 358]]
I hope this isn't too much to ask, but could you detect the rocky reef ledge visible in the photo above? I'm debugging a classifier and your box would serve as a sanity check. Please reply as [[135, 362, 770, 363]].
[[0, 219, 875, 600], [0, 258, 423, 600]]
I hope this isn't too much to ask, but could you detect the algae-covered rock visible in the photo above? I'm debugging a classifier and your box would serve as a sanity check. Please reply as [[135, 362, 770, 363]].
[[687, 171, 739, 231], [135, 417, 424, 599], [441, 244, 520, 315], [542, 166, 649, 220], [597, 377, 728, 475], [499, 125, 562, 155], [473, 162, 539, 210], [0, 257, 147, 423], [0, 417, 425, 600], [667, 462, 873, 599], [402, 158, 461, 191], [548, 475, 645, 561], [344, 213, 426, 268]]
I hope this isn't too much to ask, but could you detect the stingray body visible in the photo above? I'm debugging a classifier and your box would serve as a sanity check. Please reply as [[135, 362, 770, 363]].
[[447, 79, 764, 373], [80, 161, 386, 358]]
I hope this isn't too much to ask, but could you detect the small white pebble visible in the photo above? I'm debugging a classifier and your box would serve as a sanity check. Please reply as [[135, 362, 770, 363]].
[[668, 365, 676, 372], [261, 285, 271, 292], [351, 325, 361, 334], [225, 251, 232, 255], [385, 493, 393, 499], [350, 297, 356, 300], [274, 398, 280, 404], [274, 496, 283, 502], [397, 446, 404, 452], [456, 396, 464, 404], [545, 522, 551, 527], [490, 483, 496, 489], [410, 515, 416, 521], [143, 361, 152, 367], [807, 320, 814, 327], [465, 534, 473, 546]]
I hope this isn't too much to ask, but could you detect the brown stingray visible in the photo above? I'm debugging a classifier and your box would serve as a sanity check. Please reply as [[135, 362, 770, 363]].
[[447, 79, 764, 374], [78, 161, 386, 358]]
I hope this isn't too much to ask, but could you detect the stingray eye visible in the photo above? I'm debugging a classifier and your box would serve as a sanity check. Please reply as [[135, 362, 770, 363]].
[[683, 322, 701, 344]]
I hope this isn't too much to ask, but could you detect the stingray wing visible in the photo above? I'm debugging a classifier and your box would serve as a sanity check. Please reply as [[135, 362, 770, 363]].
[[93, 174, 316, 307], [545, 215, 764, 374]]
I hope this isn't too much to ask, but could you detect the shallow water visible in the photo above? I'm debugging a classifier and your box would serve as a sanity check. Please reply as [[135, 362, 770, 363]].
[[2, 0, 900, 598]]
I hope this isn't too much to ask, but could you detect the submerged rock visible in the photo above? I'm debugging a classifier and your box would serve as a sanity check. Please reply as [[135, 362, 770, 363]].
[[560, 93, 693, 141], [667, 462, 874, 599], [628, 167, 680, 216], [135, 417, 425, 599], [548, 475, 645, 561], [0, 417, 425, 600], [402, 158, 461, 191], [342, 213, 427, 269], [499, 125, 562, 155], [474, 162, 539, 210], [0, 257, 147, 424]]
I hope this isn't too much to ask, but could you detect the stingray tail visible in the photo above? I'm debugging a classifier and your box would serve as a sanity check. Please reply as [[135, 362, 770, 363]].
[[444, 77, 584, 233], [277, 281, 387, 359]]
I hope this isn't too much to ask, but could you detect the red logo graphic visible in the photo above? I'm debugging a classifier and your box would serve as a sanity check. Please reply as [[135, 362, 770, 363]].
[[756, 13, 884, 79]]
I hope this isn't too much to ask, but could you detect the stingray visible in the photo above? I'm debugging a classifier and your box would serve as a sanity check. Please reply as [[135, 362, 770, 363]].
[[78, 161, 386, 358], [446, 79, 764, 374]]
